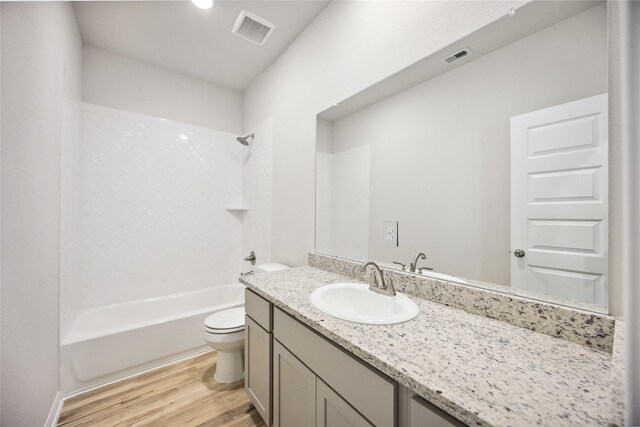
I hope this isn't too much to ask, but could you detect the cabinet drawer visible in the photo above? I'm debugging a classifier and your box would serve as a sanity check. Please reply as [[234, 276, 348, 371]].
[[245, 289, 272, 331], [409, 395, 466, 427], [274, 307, 396, 427]]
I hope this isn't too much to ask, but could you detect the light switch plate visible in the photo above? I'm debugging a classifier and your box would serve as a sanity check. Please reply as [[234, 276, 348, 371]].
[[384, 221, 398, 247]]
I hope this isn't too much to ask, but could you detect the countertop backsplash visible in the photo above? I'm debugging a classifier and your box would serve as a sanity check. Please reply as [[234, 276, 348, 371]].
[[309, 252, 616, 353]]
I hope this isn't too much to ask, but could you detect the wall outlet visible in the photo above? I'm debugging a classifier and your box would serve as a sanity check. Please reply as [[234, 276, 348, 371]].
[[384, 221, 398, 247]]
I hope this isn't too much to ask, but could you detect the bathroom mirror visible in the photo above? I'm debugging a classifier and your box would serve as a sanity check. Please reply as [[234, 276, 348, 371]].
[[315, 1, 609, 313]]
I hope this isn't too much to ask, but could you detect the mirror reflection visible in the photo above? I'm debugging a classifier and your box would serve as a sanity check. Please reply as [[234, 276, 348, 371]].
[[315, 1, 608, 312]]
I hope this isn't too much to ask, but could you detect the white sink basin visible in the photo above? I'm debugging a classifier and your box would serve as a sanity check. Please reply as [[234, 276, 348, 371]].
[[310, 283, 419, 325], [420, 270, 469, 285]]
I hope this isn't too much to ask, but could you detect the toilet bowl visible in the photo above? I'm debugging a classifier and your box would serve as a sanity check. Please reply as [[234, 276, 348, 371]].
[[203, 262, 289, 383], [202, 306, 246, 383]]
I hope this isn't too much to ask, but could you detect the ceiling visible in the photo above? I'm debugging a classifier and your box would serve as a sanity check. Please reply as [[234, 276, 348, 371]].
[[72, 0, 329, 92]]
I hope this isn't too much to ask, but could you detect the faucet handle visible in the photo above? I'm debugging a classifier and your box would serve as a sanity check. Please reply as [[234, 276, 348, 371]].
[[418, 266, 434, 273], [382, 273, 396, 296], [362, 261, 396, 296], [244, 250, 256, 265], [362, 261, 382, 288], [364, 268, 379, 287], [393, 261, 406, 271], [370, 273, 380, 287]]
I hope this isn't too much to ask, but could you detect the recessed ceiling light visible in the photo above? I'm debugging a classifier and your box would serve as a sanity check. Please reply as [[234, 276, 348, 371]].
[[191, 0, 215, 10]]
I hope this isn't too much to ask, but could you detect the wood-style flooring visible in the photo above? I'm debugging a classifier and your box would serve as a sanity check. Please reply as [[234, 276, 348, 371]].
[[57, 352, 265, 427]]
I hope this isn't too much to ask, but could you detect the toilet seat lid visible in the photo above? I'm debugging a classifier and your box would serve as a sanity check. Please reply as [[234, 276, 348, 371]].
[[204, 307, 245, 332]]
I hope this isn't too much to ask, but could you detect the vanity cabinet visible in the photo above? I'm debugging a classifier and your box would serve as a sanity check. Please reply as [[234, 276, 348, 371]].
[[245, 290, 273, 425], [272, 338, 370, 427], [244, 289, 466, 427], [272, 306, 396, 426], [273, 340, 316, 427], [317, 379, 371, 427], [405, 394, 466, 427]]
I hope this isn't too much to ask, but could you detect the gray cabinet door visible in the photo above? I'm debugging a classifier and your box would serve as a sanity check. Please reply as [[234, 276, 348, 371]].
[[273, 339, 316, 427], [274, 307, 396, 427], [245, 315, 271, 425], [408, 395, 466, 427], [317, 379, 372, 427]]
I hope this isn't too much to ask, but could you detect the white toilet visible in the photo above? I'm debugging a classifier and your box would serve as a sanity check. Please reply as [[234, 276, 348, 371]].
[[203, 262, 289, 383]]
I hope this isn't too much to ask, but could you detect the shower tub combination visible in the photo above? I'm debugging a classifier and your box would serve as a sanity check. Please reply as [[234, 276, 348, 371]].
[[61, 284, 244, 394]]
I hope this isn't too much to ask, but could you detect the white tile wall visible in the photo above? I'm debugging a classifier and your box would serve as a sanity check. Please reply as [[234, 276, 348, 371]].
[[315, 145, 370, 260], [65, 104, 247, 319], [242, 118, 273, 269], [331, 145, 370, 260], [315, 152, 333, 255]]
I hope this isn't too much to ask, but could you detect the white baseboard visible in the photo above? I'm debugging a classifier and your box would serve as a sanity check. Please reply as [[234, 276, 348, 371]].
[[44, 391, 64, 427]]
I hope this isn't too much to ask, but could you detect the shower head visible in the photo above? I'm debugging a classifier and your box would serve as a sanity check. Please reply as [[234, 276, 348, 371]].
[[236, 133, 255, 146]]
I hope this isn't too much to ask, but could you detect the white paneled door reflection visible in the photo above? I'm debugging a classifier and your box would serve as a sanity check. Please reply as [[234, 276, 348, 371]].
[[510, 94, 608, 306]]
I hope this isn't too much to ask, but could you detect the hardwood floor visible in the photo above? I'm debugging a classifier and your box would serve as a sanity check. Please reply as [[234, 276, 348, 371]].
[[57, 352, 265, 427]]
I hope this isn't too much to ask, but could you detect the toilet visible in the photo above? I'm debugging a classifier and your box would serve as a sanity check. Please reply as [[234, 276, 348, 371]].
[[203, 262, 289, 383]]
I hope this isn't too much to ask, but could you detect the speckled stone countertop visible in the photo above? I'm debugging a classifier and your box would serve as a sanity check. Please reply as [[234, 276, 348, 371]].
[[309, 253, 615, 353], [609, 322, 625, 426], [240, 266, 614, 427]]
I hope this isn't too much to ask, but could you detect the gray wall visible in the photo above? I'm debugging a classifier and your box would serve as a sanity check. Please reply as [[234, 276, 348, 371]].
[[316, 119, 334, 255], [1, 3, 82, 425], [609, 0, 640, 421], [0, 4, 3, 422], [82, 46, 243, 134], [328, 4, 607, 285], [243, 0, 527, 269]]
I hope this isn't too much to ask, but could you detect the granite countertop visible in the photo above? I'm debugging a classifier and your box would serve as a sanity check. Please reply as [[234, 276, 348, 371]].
[[240, 266, 614, 427]]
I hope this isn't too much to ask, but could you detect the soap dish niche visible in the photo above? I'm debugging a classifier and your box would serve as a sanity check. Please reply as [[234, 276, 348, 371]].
[[226, 205, 249, 212]]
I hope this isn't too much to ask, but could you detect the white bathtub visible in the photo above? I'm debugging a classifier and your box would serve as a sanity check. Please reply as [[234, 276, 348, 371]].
[[61, 284, 244, 394]]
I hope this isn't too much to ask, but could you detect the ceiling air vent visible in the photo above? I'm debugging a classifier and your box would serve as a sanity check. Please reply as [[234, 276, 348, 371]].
[[442, 47, 473, 64], [232, 10, 275, 45]]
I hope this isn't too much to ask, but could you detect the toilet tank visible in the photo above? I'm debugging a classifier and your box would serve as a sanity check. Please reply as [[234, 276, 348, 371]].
[[254, 263, 289, 273]]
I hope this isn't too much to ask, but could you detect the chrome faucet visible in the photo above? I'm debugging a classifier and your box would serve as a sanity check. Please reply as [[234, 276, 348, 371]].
[[362, 261, 396, 296], [409, 252, 427, 273], [393, 261, 407, 271]]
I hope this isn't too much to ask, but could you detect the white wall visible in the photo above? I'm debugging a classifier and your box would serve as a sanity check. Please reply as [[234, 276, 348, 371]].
[[327, 4, 607, 286], [82, 46, 243, 134], [1, 3, 82, 425], [244, 0, 527, 268], [60, 47, 83, 347], [241, 118, 274, 270]]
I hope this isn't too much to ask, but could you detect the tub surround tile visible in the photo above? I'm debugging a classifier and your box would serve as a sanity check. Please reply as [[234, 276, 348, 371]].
[[240, 266, 614, 427], [309, 253, 615, 353], [77, 104, 246, 309]]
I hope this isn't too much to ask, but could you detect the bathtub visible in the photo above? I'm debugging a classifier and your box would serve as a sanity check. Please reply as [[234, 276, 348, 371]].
[[61, 284, 244, 394]]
